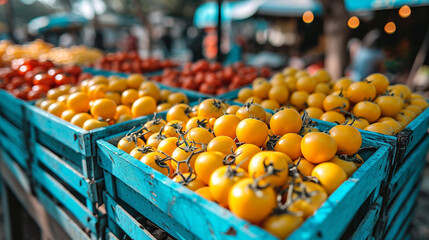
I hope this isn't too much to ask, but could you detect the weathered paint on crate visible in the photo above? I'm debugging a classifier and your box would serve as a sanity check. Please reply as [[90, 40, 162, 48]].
[[375, 135, 429, 238], [97, 112, 391, 240], [26, 103, 168, 179], [0, 90, 28, 129], [31, 141, 102, 238]]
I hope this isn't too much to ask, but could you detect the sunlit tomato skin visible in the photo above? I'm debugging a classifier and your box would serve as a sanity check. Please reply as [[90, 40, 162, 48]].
[[289, 181, 328, 218], [207, 136, 237, 156], [213, 114, 240, 139], [319, 111, 346, 124], [248, 151, 290, 187], [67, 92, 90, 113], [312, 162, 348, 195], [364, 122, 394, 135], [328, 125, 362, 155], [166, 104, 191, 123], [329, 156, 358, 177], [195, 186, 215, 201], [236, 119, 268, 147], [274, 133, 303, 160], [333, 77, 352, 92], [347, 81, 377, 103], [117, 136, 144, 154], [353, 101, 381, 123], [366, 73, 389, 95], [323, 94, 350, 112], [235, 103, 266, 121], [228, 178, 276, 224], [131, 96, 157, 118], [170, 147, 202, 173], [209, 166, 247, 207], [33, 73, 54, 86], [82, 119, 109, 130], [186, 127, 214, 146], [194, 151, 225, 185], [293, 158, 315, 176], [262, 214, 304, 239], [301, 132, 337, 164], [141, 152, 169, 176], [270, 109, 302, 135], [91, 98, 117, 120], [234, 144, 262, 171], [198, 99, 227, 119]]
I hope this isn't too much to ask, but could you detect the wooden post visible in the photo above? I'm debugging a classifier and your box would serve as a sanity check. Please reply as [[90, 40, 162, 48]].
[[320, 0, 349, 81], [3, 0, 16, 43], [217, 0, 223, 62]]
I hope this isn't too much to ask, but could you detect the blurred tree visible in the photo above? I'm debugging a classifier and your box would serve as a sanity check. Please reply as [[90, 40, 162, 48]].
[[320, 0, 349, 80]]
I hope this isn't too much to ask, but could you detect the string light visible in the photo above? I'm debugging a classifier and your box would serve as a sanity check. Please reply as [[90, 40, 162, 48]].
[[399, 5, 411, 18], [302, 11, 314, 24], [384, 22, 396, 34], [348, 16, 360, 29]]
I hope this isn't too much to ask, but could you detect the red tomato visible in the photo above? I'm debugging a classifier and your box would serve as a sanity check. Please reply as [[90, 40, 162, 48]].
[[77, 73, 93, 83], [12, 88, 28, 99], [32, 84, 50, 94], [209, 62, 222, 72], [205, 73, 222, 87], [54, 73, 74, 86], [181, 76, 198, 90], [223, 66, 234, 82], [216, 87, 229, 95], [63, 65, 82, 76], [48, 68, 64, 77], [27, 90, 44, 100], [199, 83, 216, 94], [33, 73, 54, 86], [260, 67, 271, 78], [39, 60, 55, 69]]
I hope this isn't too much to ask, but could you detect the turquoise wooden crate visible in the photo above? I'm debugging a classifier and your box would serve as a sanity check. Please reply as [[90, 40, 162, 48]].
[[30, 140, 104, 240], [0, 146, 31, 194], [0, 90, 28, 130], [0, 119, 30, 172], [374, 134, 429, 239], [26, 103, 167, 180], [96, 112, 391, 240]]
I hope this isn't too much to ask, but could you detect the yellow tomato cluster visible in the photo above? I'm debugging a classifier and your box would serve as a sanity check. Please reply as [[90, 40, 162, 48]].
[[35, 74, 188, 131], [117, 99, 364, 238], [0, 39, 101, 65], [236, 68, 428, 136]]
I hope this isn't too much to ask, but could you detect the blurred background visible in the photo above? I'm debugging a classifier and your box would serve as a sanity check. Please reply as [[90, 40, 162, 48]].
[[1, 0, 429, 93], [0, 1, 429, 239]]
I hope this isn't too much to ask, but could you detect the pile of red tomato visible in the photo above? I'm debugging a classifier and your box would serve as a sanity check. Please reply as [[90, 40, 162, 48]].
[[0, 58, 90, 100], [92, 51, 178, 74], [150, 60, 272, 95]]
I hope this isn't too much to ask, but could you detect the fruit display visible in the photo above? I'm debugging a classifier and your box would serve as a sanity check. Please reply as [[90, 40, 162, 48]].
[[235, 68, 428, 136], [0, 58, 88, 100], [150, 60, 272, 95], [0, 39, 102, 65], [115, 99, 366, 238], [34, 73, 189, 131], [91, 51, 178, 73]]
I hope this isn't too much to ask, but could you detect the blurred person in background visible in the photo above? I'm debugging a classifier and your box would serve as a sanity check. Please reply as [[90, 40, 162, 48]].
[[349, 29, 385, 81], [118, 29, 138, 52], [187, 26, 204, 61]]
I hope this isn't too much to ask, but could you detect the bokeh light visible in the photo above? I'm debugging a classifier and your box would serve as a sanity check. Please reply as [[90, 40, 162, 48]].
[[302, 11, 314, 24], [348, 16, 360, 29], [384, 22, 396, 34], [399, 5, 411, 18]]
